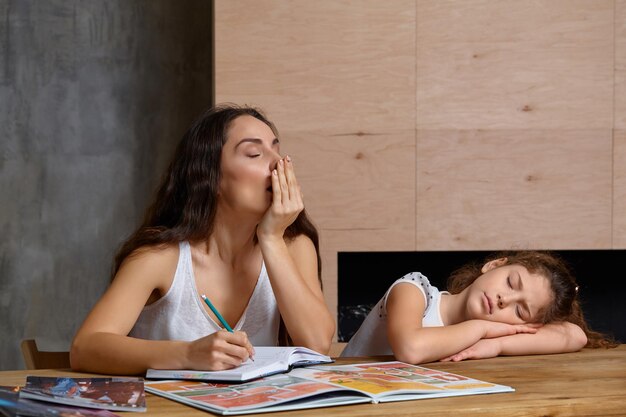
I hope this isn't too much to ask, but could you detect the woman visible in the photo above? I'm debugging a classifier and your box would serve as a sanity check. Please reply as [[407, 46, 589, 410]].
[[71, 104, 335, 374]]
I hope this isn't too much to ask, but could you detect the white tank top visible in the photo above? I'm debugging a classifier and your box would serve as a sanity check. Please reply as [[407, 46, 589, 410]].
[[341, 272, 447, 357], [129, 241, 280, 345]]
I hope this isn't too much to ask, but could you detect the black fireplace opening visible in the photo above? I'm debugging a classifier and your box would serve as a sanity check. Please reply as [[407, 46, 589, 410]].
[[338, 250, 625, 344]]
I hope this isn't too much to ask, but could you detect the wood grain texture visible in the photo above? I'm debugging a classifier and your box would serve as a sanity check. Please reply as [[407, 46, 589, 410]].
[[614, 0, 623, 239], [213, 0, 623, 339], [615, 130, 626, 248], [416, 129, 613, 250], [214, 0, 416, 339], [281, 129, 417, 319], [215, 0, 416, 132], [2, 346, 625, 416], [417, 0, 614, 130], [282, 130, 415, 230], [617, 0, 626, 130]]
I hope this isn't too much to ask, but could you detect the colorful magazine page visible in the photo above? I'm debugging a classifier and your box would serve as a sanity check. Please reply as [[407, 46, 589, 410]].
[[144, 361, 513, 415], [291, 361, 514, 402], [0, 387, 120, 417], [146, 346, 332, 383], [145, 375, 369, 415], [19, 377, 146, 412]]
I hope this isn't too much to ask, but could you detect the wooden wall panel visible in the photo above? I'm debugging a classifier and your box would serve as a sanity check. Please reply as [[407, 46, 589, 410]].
[[416, 0, 614, 130], [215, 1, 417, 325], [215, 0, 622, 337], [416, 129, 613, 250], [609, 0, 623, 256], [617, 1, 626, 130], [615, 131, 626, 248], [282, 131, 415, 231], [215, 0, 416, 132], [282, 130, 416, 316]]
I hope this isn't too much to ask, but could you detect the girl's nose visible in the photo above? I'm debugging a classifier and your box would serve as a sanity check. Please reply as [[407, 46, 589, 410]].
[[497, 294, 508, 308]]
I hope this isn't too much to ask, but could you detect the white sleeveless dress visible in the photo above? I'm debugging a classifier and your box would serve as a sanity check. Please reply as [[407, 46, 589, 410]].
[[341, 272, 447, 357]]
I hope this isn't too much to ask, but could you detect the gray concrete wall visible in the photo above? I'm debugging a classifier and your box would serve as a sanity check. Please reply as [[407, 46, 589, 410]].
[[0, 0, 213, 370]]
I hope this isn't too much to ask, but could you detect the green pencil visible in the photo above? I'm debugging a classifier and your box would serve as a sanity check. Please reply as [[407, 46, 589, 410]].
[[201, 294, 255, 361], [201, 294, 234, 332]]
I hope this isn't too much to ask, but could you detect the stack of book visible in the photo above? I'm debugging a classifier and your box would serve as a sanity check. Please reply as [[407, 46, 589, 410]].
[[0, 376, 146, 416]]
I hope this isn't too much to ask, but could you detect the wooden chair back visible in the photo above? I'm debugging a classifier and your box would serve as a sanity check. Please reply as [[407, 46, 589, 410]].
[[329, 342, 347, 357], [20, 339, 71, 370]]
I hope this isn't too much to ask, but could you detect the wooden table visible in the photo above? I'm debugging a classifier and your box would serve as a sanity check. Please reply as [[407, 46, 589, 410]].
[[2, 346, 625, 416]]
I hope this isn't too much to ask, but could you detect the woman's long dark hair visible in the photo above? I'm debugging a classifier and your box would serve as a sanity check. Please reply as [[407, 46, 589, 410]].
[[112, 104, 322, 307], [447, 251, 616, 348]]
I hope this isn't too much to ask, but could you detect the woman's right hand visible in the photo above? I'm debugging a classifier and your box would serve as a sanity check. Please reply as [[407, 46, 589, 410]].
[[257, 156, 304, 240], [185, 330, 255, 371]]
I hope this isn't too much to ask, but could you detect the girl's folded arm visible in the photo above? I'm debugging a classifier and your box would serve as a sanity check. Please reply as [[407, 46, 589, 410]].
[[496, 321, 587, 356], [386, 283, 541, 364], [386, 284, 488, 364], [442, 321, 587, 362]]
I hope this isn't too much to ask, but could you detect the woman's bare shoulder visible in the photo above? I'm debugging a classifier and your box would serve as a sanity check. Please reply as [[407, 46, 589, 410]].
[[285, 234, 315, 252], [115, 242, 181, 286]]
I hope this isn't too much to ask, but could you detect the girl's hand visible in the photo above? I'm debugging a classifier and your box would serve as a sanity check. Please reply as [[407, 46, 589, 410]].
[[185, 330, 255, 371], [440, 339, 502, 362], [257, 156, 304, 239], [481, 320, 540, 339]]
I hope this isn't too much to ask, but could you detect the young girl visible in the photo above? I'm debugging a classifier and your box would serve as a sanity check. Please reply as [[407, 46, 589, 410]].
[[341, 251, 615, 363], [71, 104, 335, 374]]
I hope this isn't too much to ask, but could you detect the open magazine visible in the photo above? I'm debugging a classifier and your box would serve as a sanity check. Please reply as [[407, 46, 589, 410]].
[[19, 377, 146, 412], [145, 361, 514, 415], [146, 346, 332, 383]]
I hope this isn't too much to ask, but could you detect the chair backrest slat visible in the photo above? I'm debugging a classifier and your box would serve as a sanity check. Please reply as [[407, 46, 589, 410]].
[[20, 339, 71, 370]]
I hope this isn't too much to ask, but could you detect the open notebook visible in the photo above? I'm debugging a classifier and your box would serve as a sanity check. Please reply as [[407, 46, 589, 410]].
[[146, 346, 332, 383]]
